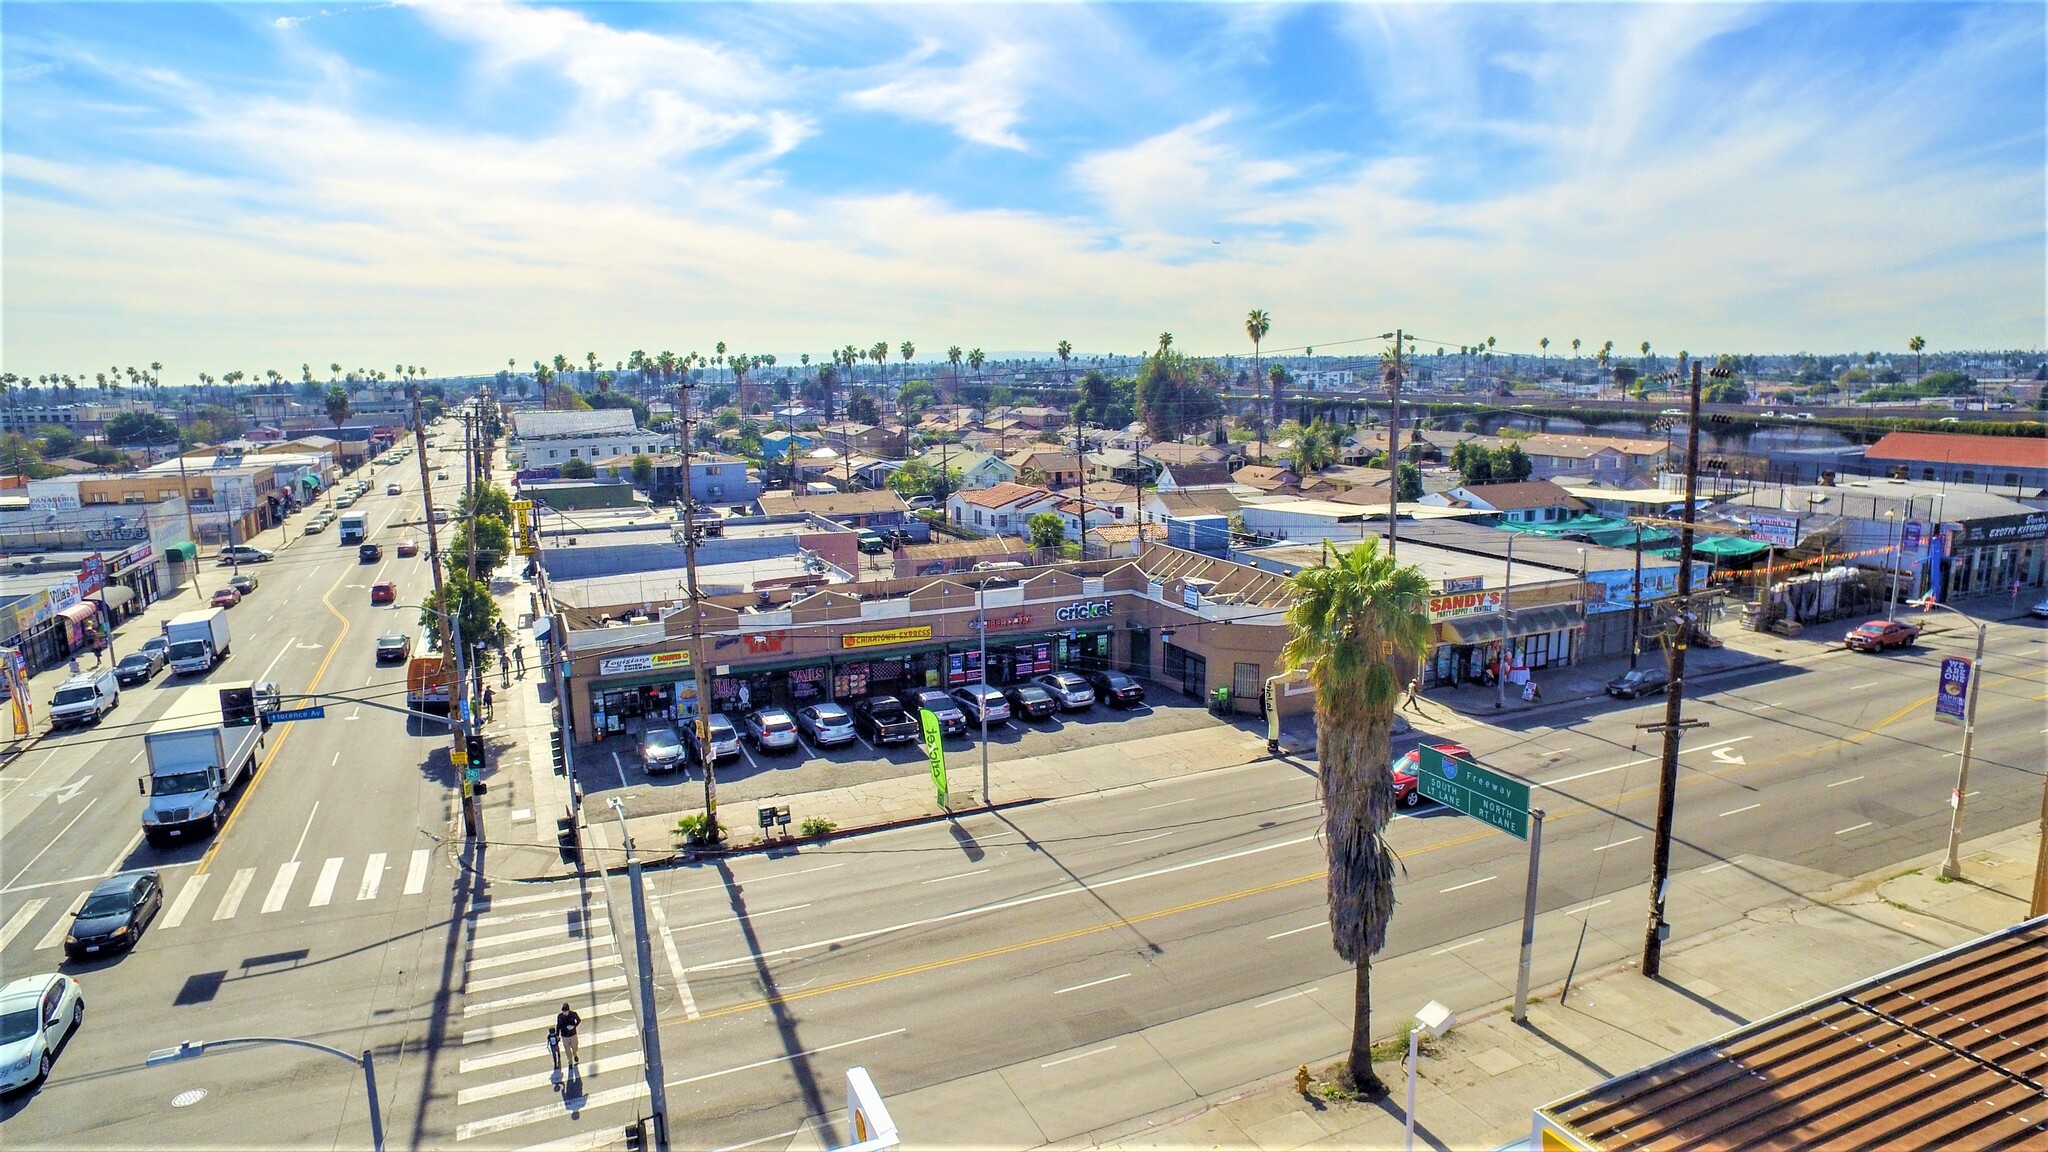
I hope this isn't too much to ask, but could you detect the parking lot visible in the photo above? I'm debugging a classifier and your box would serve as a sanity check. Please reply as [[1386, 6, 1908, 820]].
[[576, 683, 1242, 821]]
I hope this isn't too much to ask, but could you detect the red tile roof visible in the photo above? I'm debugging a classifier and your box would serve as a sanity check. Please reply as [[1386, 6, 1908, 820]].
[[1867, 432, 2048, 470]]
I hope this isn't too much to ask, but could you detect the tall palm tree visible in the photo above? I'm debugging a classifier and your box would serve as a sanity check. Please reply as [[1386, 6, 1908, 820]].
[[1280, 538, 1431, 1096], [1246, 309, 1272, 430], [330, 362, 342, 383], [870, 341, 889, 390], [1056, 340, 1073, 389], [1909, 335, 1926, 378], [947, 345, 964, 401], [899, 341, 915, 395], [967, 348, 985, 411], [1639, 341, 1652, 372], [1539, 337, 1549, 362], [1157, 331, 1174, 355]]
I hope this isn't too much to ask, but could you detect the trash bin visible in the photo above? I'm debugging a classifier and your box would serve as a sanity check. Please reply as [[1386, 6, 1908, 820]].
[[1211, 686, 1231, 714]]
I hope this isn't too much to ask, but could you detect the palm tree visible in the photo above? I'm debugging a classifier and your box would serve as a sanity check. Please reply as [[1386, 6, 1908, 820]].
[[1056, 340, 1073, 389], [1246, 309, 1272, 429], [967, 348, 986, 410], [870, 341, 889, 390], [947, 345, 964, 401], [1639, 341, 1652, 372], [1157, 331, 1174, 355], [1279, 538, 1431, 1097], [899, 341, 915, 395], [330, 362, 341, 383], [1909, 335, 1926, 378], [1539, 337, 1549, 366]]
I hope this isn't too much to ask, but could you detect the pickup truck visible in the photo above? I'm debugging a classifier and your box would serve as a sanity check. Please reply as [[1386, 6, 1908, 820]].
[[140, 725, 263, 846]]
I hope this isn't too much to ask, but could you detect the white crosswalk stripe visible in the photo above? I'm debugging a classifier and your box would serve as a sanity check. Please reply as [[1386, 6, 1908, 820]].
[[0, 899, 48, 951], [260, 861, 300, 913], [310, 858, 343, 907], [33, 895, 85, 951], [359, 852, 386, 901], [161, 874, 207, 928], [405, 847, 431, 895], [213, 868, 255, 920]]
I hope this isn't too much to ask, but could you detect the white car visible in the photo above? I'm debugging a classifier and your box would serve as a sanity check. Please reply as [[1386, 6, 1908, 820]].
[[2032, 598, 2048, 619], [0, 973, 83, 1094], [794, 703, 857, 747], [1032, 672, 1095, 710], [700, 713, 742, 764], [950, 684, 1011, 726], [743, 708, 800, 753]]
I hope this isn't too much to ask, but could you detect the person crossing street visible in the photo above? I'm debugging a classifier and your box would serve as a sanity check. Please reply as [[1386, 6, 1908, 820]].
[[555, 1003, 580, 1065]]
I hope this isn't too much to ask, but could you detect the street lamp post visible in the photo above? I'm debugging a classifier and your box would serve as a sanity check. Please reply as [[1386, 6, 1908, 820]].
[[147, 1036, 383, 1152], [1914, 596, 1989, 880]]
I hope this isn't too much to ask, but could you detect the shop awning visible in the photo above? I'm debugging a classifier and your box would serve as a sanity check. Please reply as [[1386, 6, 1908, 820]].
[[1440, 613, 1508, 645], [58, 602, 98, 627], [165, 542, 198, 562], [1509, 605, 1583, 636], [97, 586, 135, 610]]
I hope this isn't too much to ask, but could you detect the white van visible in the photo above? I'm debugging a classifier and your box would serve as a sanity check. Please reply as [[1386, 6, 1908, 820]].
[[50, 668, 120, 728]]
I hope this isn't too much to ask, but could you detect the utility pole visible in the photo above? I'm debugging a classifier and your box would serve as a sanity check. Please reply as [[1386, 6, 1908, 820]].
[[676, 377, 721, 844], [1642, 361, 1704, 979], [608, 798, 671, 1152], [1386, 328, 1403, 559], [411, 388, 450, 653], [1629, 523, 1644, 669]]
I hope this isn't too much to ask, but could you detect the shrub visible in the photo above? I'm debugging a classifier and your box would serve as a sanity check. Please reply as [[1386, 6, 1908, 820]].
[[800, 816, 836, 838]]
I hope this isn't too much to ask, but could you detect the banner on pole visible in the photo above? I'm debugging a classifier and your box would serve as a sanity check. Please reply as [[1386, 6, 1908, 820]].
[[1935, 656, 1971, 726]]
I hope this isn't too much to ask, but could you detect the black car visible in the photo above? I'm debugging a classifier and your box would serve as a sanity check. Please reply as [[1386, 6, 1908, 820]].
[[898, 688, 967, 737], [113, 650, 165, 686], [1086, 670, 1147, 708], [853, 696, 920, 744], [1005, 683, 1058, 722], [1605, 667, 1669, 699], [65, 871, 163, 961], [358, 543, 383, 562], [374, 634, 411, 663]]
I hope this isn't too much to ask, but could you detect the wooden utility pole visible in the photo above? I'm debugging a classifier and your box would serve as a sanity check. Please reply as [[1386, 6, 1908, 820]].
[[1386, 329, 1403, 558], [1642, 361, 1704, 978], [676, 378, 721, 844]]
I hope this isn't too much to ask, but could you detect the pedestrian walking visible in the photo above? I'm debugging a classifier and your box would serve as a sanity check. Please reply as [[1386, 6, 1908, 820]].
[[1402, 677, 1423, 712], [67, 654, 81, 676], [546, 1026, 561, 1071], [482, 685, 495, 720], [514, 645, 527, 678], [555, 1003, 580, 1065]]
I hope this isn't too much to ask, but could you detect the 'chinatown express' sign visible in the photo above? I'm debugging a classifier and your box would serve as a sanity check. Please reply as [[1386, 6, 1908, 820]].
[[843, 625, 934, 650], [1428, 589, 1505, 622]]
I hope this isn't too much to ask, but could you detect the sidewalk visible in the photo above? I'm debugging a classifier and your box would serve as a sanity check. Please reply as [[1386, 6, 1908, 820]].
[[1087, 824, 2044, 1151]]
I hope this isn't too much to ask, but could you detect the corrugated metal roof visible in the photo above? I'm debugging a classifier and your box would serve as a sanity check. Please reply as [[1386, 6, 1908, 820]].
[[1538, 917, 2048, 1151]]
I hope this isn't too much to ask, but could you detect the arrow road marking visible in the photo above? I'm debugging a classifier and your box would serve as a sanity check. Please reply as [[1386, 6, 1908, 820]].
[[31, 777, 90, 804], [1710, 747, 1746, 765]]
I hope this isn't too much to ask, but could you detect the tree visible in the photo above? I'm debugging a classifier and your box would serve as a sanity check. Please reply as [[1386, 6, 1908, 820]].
[[1027, 511, 1065, 554], [1056, 340, 1073, 388], [887, 457, 960, 498], [946, 346, 963, 398], [630, 454, 655, 490], [898, 379, 936, 418], [1449, 441, 1493, 484], [1246, 309, 1273, 427], [1909, 335, 1926, 378], [1135, 350, 1224, 440], [33, 425, 81, 459], [1488, 444, 1533, 482], [1395, 461, 1423, 502], [0, 433, 44, 476], [1292, 420, 1337, 474], [1279, 538, 1431, 1096], [324, 385, 352, 433], [558, 457, 596, 479], [421, 570, 501, 673], [448, 513, 512, 575], [103, 411, 178, 446], [845, 390, 880, 425]]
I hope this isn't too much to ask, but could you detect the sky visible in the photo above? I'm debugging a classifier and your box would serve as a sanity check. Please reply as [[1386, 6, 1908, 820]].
[[3, 2, 2043, 383]]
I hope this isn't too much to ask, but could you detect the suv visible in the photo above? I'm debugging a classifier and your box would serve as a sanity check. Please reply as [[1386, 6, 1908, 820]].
[[694, 713, 741, 765], [217, 545, 273, 565], [949, 684, 1011, 726], [853, 696, 920, 744], [358, 543, 383, 563], [1845, 619, 1920, 652], [1032, 672, 1095, 710], [743, 707, 799, 752], [794, 703, 858, 747], [899, 688, 967, 737]]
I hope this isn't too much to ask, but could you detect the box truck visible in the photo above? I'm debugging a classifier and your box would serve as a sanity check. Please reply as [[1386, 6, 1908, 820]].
[[139, 713, 264, 846], [165, 608, 231, 675]]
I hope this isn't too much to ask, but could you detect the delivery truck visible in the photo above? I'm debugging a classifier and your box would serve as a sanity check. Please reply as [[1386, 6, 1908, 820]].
[[165, 608, 232, 675], [339, 512, 369, 543], [139, 714, 264, 847]]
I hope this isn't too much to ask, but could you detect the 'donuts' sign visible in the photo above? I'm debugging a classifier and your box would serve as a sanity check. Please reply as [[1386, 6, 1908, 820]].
[[1428, 590, 1504, 622], [598, 650, 692, 676], [842, 625, 934, 650]]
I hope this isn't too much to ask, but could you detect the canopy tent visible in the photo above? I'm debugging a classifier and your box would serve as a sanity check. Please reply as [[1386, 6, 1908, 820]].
[[164, 541, 198, 563]]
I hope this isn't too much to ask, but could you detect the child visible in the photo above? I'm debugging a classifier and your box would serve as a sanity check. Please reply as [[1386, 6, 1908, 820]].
[[546, 1025, 561, 1071]]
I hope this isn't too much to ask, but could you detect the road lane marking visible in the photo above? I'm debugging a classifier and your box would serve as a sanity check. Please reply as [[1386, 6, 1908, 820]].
[[100, 830, 144, 876], [1836, 822, 1873, 836], [261, 861, 300, 913], [468, 958, 620, 995], [457, 1024, 639, 1074], [921, 869, 989, 885], [465, 936, 617, 974], [288, 802, 319, 863], [1592, 836, 1642, 853], [459, 1048, 645, 1106], [671, 903, 809, 934], [1138, 795, 1199, 811], [213, 868, 255, 920], [1041, 1045, 1117, 1069], [1117, 831, 1173, 846], [33, 897, 84, 950], [708, 1127, 809, 1152], [1537, 737, 1753, 790], [3, 798, 98, 890], [459, 975, 628, 1019], [455, 1082, 649, 1143], [1702, 858, 1742, 873], [1431, 938, 1485, 956], [1054, 973, 1130, 996], [1720, 804, 1761, 817], [662, 862, 845, 897], [1255, 989, 1316, 1008], [460, 1001, 631, 1045], [646, 888, 698, 1020], [477, 885, 602, 911], [0, 898, 49, 950], [359, 852, 386, 901], [470, 919, 607, 951], [161, 875, 207, 928], [1440, 875, 1497, 893], [405, 848, 430, 895], [1827, 776, 1865, 788], [310, 858, 343, 907], [1847, 682, 1878, 691], [474, 902, 607, 930], [673, 1028, 906, 1089], [1565, 900, 1611, 918]]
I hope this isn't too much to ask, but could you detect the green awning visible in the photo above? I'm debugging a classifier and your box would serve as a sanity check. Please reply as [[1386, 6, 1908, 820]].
[[301, 475, 322, 490], [1688, 536, 1774, 558], [165, 542, 198, 562]]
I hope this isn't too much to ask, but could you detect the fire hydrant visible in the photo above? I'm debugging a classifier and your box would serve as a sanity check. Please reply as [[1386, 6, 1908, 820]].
[[1294, 1064, 1312, 1096]]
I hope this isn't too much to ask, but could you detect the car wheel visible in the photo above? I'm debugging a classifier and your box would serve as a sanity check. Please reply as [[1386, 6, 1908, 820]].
[[36, 1051, 51, 1084], [71, 1000, 83, 1032], [211, 800, 226, 832], [1402, 790, 1422, 809]]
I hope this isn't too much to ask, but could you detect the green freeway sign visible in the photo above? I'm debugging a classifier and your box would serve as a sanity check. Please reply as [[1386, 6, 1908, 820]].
[[1417, 745, 1530, 840]]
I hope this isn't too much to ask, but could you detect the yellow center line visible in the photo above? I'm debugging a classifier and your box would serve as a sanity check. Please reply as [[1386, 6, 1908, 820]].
[[195, 562, 356, 875]]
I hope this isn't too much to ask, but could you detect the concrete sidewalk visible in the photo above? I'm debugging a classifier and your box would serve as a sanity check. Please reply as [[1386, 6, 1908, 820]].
[[1086, 824, 2043, 1152]]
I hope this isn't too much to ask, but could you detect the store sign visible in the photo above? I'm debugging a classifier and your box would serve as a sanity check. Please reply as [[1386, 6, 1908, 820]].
[[1055, 599, 1114, 623], [111, 542, 155, 575], [971, 612, 1033, 632], [843, 625, 933, 650], [1958, 511, 2048, 546], [1182, 585, 1200, 609], [744, 631, 787, 655], [1750, 514, 1800, 549], [597, 649, 692, 676], [1899, 520, 1924, 553], [1427, 590, 1504, 621], [77, 554, 107, 598], [1441, 575, 1485, 595]]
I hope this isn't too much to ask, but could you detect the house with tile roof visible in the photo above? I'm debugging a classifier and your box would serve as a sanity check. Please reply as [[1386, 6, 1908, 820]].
[[1864, 431, 2048, 493], [1418, 479, 1590, 524], [946, 482, 1062, 537]]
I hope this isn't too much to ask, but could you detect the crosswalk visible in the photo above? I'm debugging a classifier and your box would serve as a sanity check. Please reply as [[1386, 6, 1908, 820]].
[[0, 847, 440, 954], [449, 876, 646, 1146]]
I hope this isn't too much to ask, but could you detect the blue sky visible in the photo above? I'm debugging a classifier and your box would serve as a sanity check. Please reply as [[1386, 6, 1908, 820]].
[[3, 2, 2042, 380]]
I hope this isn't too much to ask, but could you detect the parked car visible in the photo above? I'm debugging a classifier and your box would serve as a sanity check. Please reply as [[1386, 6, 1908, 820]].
[[641, 727, 687, 775], [794, 703, 858, 747], [853, 696, 920, 744], [1605, 666, 1669, 699], [949, 684, 1011, 726], [904, 495, 936, 511], [141, 636, 169, 662], [1032, 671, 1095, 710], [742, 707, 799, 752], [303, 518, 328, 535], [856, 531, 889, 554], [1845, 619, 1920, 652], [227, 573, 258, 596], [2033, 598, 2048, 619], [1086, 670, 1147, 708], [64, 871, 162, 961], [374, 634, 411, 663], [358, 543, 383, 563], [1391, 743, 1473, 809], [370, 581, 397, 605], [396, 538, 419, 557], [217, 545, 273, 565], [898, 688, 967, 737], [1005, 683, 1058, 722], [696, 713, 742, 764], [114, 650, 165, 686], [209, 587, 242, 608], [50, 669, 120, 727], [0, 973, 83, 1093]]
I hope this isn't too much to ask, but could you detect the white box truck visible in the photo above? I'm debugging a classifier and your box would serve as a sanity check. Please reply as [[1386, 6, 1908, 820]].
[[165, 608, 231, 675], [139, 724, 264, 846], [339, 512, 368, 543]]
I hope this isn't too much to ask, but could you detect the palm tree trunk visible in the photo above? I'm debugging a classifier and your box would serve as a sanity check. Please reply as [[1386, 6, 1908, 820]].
[[1348, 957, 1386, 1096]]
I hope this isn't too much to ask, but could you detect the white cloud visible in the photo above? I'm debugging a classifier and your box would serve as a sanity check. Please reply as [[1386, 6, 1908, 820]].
[[846, 40, 1033, 151]]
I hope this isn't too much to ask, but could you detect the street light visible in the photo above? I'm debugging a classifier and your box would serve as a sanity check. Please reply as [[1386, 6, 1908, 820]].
[[1911, 595, 1989, 881], [146, 1036, 383, 1152], [1403, 1000, 1456, 1152]]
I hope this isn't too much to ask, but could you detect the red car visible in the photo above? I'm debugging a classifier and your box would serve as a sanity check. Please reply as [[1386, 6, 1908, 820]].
[[1392, 742, 1472, 809], [209, 587, 242, 608], [1845, 619, 1920, 652], [370, 581, 397, 605], [396, 538, 419, 557]]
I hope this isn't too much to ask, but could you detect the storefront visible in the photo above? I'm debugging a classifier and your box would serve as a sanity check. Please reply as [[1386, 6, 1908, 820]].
[[588, 648, 696, 740], [1427, 589, 1582, 688], [104, 542, 163, 611]]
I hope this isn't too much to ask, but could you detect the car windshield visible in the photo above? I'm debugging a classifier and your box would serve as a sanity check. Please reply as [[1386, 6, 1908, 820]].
[[54, 687, 97, 705], [119, 655, 151, 668], [708, 723, 735, 741], [152, 771, 211, 796], [814, 709, 849, 724], [1014, 687, 1049, 701], [79, 892, 131, 917], [645, 731, 681, 753], [0, 1007, 40, 1044], [168, 641, 205, 661]]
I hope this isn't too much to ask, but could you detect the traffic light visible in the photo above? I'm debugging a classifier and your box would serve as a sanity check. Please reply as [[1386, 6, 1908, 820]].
[[465, 732, 486, 773], [622, 1119, 647, 1152], [549, 730, 566, 776], [219, 685, 257, 728]]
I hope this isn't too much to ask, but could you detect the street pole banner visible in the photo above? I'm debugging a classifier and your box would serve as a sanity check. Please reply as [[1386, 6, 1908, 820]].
[[1935, 656, 1971, 726], [1, 647, 27, 736], [921, 708, 947, 807]]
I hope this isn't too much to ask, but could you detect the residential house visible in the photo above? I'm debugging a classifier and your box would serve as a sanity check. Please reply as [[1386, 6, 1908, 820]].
[[1145, 488, 1243, 523], [1003, 447, 1086, 489], [1147, 441, 1234, 470], [1053, 497, 1124, 543], [1086, 448, 1156, 487], [915, 448, 1015, 490], [947, 482, 1062, 537], [819, 421, 908, 460], [1518, 434, 1669, 484], [1083, 522, 1145, 559], [1155, 461, 1234, 491], [1232, 464, 1301, 494], [508, 409, 659, 469], [893, 536, 1034, 578], [1418, 480, 1589, 525], [756, 488, 911, 531], [1008, 406, 1068, 431], [760, 430, 817, 463]]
